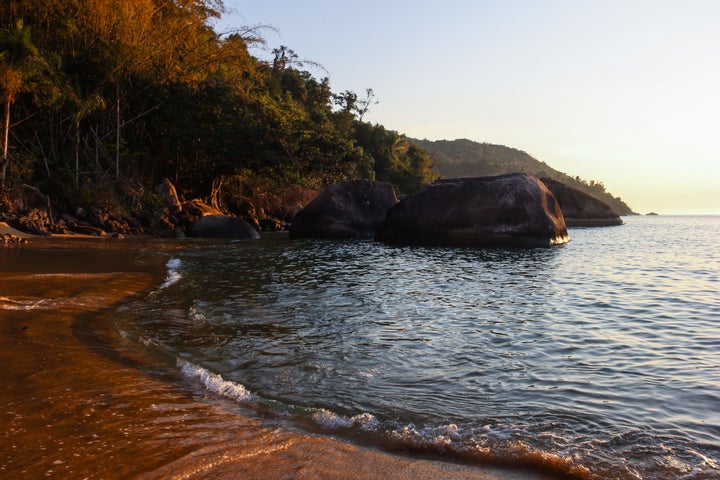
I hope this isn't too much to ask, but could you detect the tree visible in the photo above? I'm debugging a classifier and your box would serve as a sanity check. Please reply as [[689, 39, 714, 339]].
[[0, 20, 55, 189], [353, 122, 437, 193], [0, 1, 443, 225], [356, 88, 377, 121], [67, 91, 105, 188]]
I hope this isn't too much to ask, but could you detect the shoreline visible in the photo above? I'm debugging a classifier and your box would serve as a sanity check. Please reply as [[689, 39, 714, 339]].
[[0, 239, 561, 479]]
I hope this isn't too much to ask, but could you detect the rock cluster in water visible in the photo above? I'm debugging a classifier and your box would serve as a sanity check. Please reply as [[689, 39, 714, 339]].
[[375, 173, 569, 247], [289, 179, 398, 239], [540, 178, 623, 227], [0, 174, 621, 243], [290, 173, 622, 248]]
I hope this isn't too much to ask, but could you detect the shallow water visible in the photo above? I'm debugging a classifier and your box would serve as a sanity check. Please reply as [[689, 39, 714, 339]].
[[0, 239, 552, 480], [1, 216, 718, 479], [106, 216, 720, 479]]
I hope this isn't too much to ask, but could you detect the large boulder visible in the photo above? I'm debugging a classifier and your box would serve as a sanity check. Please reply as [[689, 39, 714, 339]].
[[187, 214, 260, 240], [176, 198, 224, 235], [540, 178, 623, 227], [375, 173, 569, 248], [290, 180, 398, 239]]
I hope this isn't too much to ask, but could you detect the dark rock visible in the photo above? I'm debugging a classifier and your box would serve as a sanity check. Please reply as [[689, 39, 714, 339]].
[[89, 208, 109, 228], [173, 199, 223, 236], [375, 173, 569, 248], [540, 178, 623, 227], [260, 216, 285, 232], [147, 215, 179, 238], [187, 214, 260, 240], [156, 178, 182, 213], [290, 180, 398, 239], [1, 233, 28, 245], [61, 213, 79, 226], [15, 209, 51, 236], [232, 202, 261, 231]]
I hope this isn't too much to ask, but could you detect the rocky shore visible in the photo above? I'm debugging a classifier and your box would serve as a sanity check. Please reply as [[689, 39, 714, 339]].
[[0, 178, 309, 241], [1, 174, 624, 246], [1, 232, 28, 245]]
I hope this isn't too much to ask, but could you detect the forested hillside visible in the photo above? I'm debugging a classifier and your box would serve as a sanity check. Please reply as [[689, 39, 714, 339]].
[[0, 0, 435, 232], [412, 138, 635, 216], [0, 0, 632, 236]]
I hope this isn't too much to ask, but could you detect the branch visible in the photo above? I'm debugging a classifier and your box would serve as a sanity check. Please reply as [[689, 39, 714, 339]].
[[119, 104, 160, 129]]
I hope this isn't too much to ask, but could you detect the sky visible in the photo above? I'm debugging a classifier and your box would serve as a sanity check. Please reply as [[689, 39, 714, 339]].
[[215, 0, 720, 214]]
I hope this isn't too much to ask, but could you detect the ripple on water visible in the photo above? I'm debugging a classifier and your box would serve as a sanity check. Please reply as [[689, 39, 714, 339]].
[[116, 218, 720, 479]]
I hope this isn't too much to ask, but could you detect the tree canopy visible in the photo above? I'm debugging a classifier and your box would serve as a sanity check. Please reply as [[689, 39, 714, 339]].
[[0, 0, 436, 219]]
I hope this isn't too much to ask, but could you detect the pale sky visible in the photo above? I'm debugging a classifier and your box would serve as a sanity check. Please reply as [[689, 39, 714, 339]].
[[216, 0, 720, 214]]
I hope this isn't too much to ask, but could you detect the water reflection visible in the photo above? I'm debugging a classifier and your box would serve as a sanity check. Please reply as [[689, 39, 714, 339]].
[[115, 218, 720, 479]]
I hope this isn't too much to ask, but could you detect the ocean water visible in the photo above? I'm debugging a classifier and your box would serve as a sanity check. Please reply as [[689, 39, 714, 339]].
[[111, 216, 717, 478]]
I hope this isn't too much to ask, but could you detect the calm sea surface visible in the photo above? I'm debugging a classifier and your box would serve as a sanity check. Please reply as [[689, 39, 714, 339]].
[[103, 216, 718, 478]]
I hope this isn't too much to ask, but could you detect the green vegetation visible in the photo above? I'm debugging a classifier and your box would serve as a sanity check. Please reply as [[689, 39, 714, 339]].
[[0, 0, 631, 233], [412, 138, 635, 216], [0, 0, 435, 230]]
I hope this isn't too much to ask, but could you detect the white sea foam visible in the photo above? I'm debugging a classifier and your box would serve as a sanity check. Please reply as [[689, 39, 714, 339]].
[[351, 412, 381, 431], [311, 409, 354, 429], [0, 296, 50, 310], [166, 258, 182, 270], [188, 302, 207, 326], [311, 409, 380, 431], [178, 359, 252, 403], [388, 423, 463, 451], [138, 336, 162, 348], [159, 258, 182, 289]]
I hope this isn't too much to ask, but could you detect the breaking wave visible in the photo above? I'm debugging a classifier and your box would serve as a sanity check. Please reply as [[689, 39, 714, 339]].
[[175, 358, 593, 479], [159, 258, 182, 289]]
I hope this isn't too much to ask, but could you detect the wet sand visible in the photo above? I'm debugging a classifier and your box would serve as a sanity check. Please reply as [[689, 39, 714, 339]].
[[0, 240, 559, 479]]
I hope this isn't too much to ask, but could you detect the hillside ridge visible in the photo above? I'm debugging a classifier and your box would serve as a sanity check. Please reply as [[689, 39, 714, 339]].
[[411, 138, 635, 216]]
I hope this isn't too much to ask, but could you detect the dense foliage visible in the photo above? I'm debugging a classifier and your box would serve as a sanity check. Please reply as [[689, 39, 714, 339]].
[[1, 0, 632, 233], [0, 0, 436, 221], [413, 138, 635, 215]]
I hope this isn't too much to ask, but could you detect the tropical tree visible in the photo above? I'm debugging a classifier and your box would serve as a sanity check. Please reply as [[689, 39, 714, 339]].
[[0, 20, 55, 188], [353, 122, 437, 193]]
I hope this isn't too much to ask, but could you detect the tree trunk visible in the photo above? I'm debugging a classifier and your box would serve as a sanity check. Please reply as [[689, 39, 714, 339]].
[[75, 117, 80, 189], [1, 99, 10, 189], [210, 176, 224, 211], [115, 83, 120, 179], [95, 121, 99, 171]]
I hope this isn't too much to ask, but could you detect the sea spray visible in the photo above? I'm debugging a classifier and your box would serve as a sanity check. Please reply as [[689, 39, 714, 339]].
[[159, 258, 182, 289]]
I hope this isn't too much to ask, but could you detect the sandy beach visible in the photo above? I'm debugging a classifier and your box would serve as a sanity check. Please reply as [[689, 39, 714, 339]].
[[0, 222, 36, 238], [0, 237, 560, 479]]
